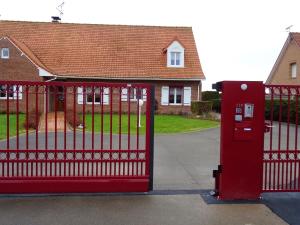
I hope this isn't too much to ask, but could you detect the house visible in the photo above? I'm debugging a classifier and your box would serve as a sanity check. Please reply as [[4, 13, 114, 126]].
[[0, 20, 205, 114], [266, 32, 300, 85]]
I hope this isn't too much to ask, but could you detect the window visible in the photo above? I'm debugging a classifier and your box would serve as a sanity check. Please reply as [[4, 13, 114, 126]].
[[86, 88, 101, 104], [161, 86, 191, 106], [130, 88, 143, 100], [171, 52, 181, 66], [169, 87, 183, 104], [0, 85, 22, 100], [167, 41, 184, 67], [291, 63, 297, 78], [122, 87, 146, 101], [1, 48, 9, 59]]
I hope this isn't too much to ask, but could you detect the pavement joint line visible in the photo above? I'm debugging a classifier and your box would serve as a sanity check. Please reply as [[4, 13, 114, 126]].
[[0, 189, 263, 205]]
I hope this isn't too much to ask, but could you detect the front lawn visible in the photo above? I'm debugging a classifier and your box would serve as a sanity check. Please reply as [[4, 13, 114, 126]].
[[83, 114, 219, 134], [0, 114, 26, 140], [0, 114, 219, 140]]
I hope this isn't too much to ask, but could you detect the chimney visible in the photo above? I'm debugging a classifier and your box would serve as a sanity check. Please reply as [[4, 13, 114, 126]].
[[51, 16, 61, 23]]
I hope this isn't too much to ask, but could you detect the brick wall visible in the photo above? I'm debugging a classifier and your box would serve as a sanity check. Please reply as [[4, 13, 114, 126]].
[[0, 38, 43, 113], [63, 79, 201, 114], [269, 40, 300, 85]]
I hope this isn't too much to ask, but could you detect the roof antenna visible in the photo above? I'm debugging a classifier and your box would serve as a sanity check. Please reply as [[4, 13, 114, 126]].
[[285, 25, 293, 33], [56, 1, 65, 17], [51, 1, 65, 22]]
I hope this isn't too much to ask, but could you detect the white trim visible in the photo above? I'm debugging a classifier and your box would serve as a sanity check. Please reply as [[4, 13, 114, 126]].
[[39, 67, 55, 77]]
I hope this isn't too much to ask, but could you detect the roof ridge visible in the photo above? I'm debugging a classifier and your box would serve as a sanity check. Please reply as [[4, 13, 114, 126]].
[[0, 20, 192, 29]]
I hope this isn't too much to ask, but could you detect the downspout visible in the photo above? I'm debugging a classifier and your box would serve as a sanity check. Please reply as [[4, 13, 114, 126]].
[[44, 76, 57, 112]]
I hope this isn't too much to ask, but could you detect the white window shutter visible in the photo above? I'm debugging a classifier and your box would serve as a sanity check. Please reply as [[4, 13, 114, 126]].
[[13, 85, 22, 100], [18, 85, 22, 99], [77, 87, 83, 104], [103, 87, 109, 105], [183, 87, 191, 106], [161, 86, 169, 105], [121, 88, 128, 101], [142, 89, 147, 101]]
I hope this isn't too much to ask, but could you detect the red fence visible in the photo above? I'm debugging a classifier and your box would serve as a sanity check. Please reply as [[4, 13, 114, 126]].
[[264, 85, 300, 192], [0, 81, 154, 193]]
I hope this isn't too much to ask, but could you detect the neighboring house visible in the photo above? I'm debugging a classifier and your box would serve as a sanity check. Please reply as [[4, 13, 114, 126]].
[[266, 32, 300, 85], [0, 20, 205, 114]]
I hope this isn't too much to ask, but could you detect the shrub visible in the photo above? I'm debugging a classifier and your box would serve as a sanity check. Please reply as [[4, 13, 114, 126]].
[[202, 91, 221, 113], [66, 110, 83, 128], [265, 99, 300, 124], [23, 110, 42, 130], [202, 91, 221, 101], [191, 101, 213, 115], [211, 99, 221, 113]]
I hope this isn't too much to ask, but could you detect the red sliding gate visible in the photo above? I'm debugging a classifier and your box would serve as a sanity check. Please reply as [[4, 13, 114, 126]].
[[0, 81, 154, 193], [263, 85, 300, 192]]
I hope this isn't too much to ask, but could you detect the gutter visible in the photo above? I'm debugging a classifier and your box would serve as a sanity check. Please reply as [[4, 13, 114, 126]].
[[55, 75, 204, 81], [45, 76, 57, 82]]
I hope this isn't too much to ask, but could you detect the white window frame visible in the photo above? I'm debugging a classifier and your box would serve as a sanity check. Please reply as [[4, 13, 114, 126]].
[[170, 52, 181, 66], [161, 86, 191, 106], [1, 48, 9, 59], [122, 87, 147, 102], [167, 41, 184, 68], [77, 87, 109, 105], [0, 85, 22, 100], [85, 87, 101, 105], [291, 62, 297, 79], [169, 87, 183, 105]]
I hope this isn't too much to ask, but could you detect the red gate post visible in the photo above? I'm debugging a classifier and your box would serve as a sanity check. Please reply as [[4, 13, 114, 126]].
[[214, 81, 265, 200]]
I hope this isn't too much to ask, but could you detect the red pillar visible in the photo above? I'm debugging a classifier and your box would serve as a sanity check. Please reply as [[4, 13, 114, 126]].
[[218, 81, 265, 200]]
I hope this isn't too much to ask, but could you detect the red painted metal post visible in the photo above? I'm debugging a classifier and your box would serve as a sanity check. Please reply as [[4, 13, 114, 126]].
[[215, 81, 265, 200]]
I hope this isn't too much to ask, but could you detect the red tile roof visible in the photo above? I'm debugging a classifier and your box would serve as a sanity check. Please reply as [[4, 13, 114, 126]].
[[0, 20, 205, 80]]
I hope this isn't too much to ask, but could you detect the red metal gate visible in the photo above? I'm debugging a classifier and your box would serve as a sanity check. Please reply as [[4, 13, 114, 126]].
[[264, 85, 300, 192], [0, 81, 154, 193]]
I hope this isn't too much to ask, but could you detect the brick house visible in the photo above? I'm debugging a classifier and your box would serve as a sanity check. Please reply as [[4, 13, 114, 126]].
[[266, 32, 300, 85], [0, 20, 205, 114]]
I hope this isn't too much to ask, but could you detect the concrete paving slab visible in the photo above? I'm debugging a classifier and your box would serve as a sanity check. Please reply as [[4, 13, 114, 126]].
[[0, 194, 287, 225]]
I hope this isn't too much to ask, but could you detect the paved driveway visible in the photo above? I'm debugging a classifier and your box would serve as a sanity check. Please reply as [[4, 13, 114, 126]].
[[0, 128, 298, 225], [0, 128, 219, 190]]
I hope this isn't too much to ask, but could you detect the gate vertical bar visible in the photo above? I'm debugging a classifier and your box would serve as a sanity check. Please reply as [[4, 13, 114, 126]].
[[147, 85, 155, 191]]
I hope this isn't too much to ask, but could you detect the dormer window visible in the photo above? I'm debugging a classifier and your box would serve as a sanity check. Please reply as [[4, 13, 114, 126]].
[[1, 48, 9, 59], [171, 52, 181, 66], [167, 40, 184, 68]]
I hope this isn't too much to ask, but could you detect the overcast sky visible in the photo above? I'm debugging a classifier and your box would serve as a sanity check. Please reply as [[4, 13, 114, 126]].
[[0, 0, 299, 90]]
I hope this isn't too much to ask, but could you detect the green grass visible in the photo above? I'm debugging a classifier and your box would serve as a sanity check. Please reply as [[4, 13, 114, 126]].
[[83, 114, 219, 134], [0, 114, 26, 140], [0, 114, 219, 140]]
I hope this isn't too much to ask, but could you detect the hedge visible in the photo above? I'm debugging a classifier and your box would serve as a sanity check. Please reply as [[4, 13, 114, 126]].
[[202, 91, 221, 101], [265, 99, 300, 123], [191, 101, 213, 115], [201, 91, 221, 113]]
